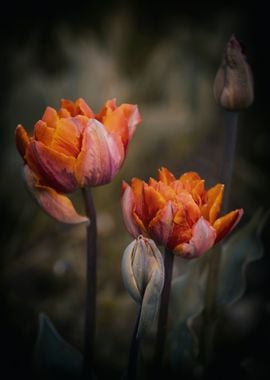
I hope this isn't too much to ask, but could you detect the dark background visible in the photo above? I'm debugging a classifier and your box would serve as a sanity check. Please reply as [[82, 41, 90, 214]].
[[1, 1, 270, 379]]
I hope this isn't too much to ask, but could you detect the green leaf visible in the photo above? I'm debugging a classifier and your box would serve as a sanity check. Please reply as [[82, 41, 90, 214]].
[[217, 209, 268, 306], [33, 313, 83, 380]]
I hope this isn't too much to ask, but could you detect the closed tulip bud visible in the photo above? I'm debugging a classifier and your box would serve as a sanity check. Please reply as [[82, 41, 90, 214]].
[[121, 236, 164, 337], [213, 35, 254, 110]]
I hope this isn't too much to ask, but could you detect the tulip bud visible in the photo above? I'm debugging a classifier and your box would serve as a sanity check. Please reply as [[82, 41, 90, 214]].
[[213, 35, 254, 110], [121, 236, 164, 337]]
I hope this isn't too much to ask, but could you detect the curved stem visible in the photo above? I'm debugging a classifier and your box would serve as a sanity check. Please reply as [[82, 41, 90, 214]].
[[154, 248, 174, 371], [126, 306, 142, 380], [82, 187, 97, 379]]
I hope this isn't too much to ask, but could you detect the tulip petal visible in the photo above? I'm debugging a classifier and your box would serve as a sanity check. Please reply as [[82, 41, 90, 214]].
[[148, 201, 174, 246], [34, 120, 54, 145], [25, 141, 77, 193], [97, 102, 141, 149], [75, 120, 124, 187], [24, 166, 88, 224], [95, 98, 117, 120], [41, 107, 58, 128], [143, 184, 167, 224], [121, 184, 142, 238], [158, 167, 176, 184], [60, 98, 95, 118], [119, 104, 141, 140], [213, 208, 244, 243], [100, 106, 129, 149], [174, 217, 216, 258], [179, 172, 201, 183], [50, 118, 84, 157], [15, 124, 30, 158], [201, 184, 224, 224]]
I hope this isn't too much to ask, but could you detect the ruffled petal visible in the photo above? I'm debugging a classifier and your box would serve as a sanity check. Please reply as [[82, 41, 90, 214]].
[[143, 184, 167, 224], [50, 118, 83, 157], [15, 124, 30, 158], [174, 217, 216, 258], [201, 184, 224, 224], [97, 101, 141, 150], [121, 183, 142, 237], [118, 103, 141, 140], [95, 98, 117, 120], [24, 166, 88, 224], [34, 120, 54, 145], [148, 201, 174, 246], [41, 107, 58, 128], [25, 141, 77, 193], [101, 106, 129, 149], [179, 172, 201, 183], [60, 98, 95, 118], [213, 208, 244, 243], [75, 119, 124, 187], [158, 167, 176, 184]]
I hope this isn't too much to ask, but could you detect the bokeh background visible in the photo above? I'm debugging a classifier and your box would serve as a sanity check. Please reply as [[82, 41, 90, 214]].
[[1, 1, 270, 379]]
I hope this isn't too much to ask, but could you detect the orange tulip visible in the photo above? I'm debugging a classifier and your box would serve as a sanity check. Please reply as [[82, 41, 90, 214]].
[[121, 167, 243, 258], [16, 98, 141, 223]]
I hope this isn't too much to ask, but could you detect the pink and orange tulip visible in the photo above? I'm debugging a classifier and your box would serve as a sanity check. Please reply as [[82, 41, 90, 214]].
[[121, 167, 243, 258], [16, 98, 141, 223]]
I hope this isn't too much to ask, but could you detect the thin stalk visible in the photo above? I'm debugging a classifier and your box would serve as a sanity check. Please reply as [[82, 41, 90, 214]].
[[82, 187, 97, 379], [154, 248, 174, 370], [219, 111, 239, 213], [202, 110, 239, 363], [126, 306, 142, 380]]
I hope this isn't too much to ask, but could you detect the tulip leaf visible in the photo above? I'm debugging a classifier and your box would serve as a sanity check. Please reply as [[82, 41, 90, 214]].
[[169, 257, 206, 374], [217, 208, 268, 306], [33, 313, 83, 380]]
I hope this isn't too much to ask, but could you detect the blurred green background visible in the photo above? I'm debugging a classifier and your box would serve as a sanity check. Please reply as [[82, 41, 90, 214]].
[[1, 1, 270, 379]]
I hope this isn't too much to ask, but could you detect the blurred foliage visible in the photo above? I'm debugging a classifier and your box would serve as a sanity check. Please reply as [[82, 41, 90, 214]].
[[1, 1, 270, 379]]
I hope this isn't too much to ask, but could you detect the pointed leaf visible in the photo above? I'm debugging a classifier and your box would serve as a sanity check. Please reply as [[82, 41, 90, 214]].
[[33, 313, 83, 380], [217, 209, 268, 306]]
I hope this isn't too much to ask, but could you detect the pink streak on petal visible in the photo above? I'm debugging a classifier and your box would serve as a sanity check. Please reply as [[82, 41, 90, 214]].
[[75, 120, 124, 187], [24, 166, 88, 224], [125, 104, 142, 140], [26, 140, 77, 193], [121, 185, 141, 238], [174, 217, 216, 258]]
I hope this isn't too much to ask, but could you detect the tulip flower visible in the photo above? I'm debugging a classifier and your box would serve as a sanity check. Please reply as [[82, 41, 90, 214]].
[[16, 98, 141, 224], [121, 167, 243, 258]]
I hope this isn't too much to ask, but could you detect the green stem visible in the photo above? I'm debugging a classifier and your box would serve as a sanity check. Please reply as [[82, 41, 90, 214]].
[[126, 306, 142, 380], [219, 111, 239, 213], [202, 110, 239, 363], [82, 187, 97, 379], [154, 248, 174, 371]]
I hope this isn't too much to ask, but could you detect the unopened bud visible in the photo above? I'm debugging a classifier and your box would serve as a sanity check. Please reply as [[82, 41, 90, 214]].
[[121, 236, 164, 336], [213, 35, 254, 110]]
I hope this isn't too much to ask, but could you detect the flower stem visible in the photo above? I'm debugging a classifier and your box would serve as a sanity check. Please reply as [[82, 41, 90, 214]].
[[202, 110, 239, 363], [219, 111, 239, 213], [126, 306, 142, 380], [82, 187, 97, 379], [154, 248, 174, 371]]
